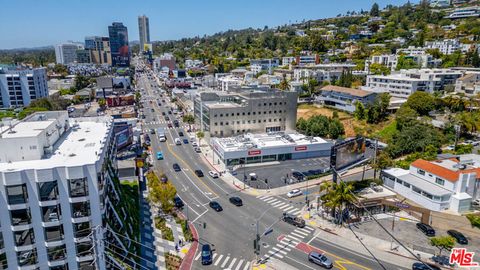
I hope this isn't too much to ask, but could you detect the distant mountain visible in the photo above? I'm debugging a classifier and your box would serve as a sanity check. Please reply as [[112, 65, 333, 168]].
[[0, 45, 54, 52]]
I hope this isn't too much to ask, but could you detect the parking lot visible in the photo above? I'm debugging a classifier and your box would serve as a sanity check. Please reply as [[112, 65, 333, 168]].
[[232, 157, 330, 189], [353, 217, 480, 256]]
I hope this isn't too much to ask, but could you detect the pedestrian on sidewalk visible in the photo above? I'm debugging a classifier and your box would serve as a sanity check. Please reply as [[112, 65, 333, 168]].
[[179, 239, 182, 247]]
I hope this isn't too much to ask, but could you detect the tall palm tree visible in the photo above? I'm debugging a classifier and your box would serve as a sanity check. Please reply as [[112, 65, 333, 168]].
[[320, 181, 356, 224]]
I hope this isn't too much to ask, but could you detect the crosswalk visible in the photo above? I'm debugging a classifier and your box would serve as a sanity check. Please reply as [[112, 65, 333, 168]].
[[256, 195, 303, 216], [194, 252, 251, 270], [260, 226, 315, 261]]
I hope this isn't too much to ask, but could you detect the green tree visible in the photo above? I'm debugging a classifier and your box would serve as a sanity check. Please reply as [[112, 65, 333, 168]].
[[74, 75, 90, 91], [98, 98, 106, 107], [354, 102, 366, 120], [430, 236, 455, 256], [405, 92, 435, 116], [147, 172, 177, 214], [328, 119, 345, 139], [370, 3, 380, 17], [278, 75, 290, 91], [395, 105, 418, 131], [396, 55, 420, 70], [369, 63, 391, 75], [321, 181, 356, 224], [196, 131, 205, 146], [466, 214, 480, 229]]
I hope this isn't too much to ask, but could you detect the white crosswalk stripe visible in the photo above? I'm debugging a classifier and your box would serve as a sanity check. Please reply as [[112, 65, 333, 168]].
[[227, 258, 237, 269], [243, 262, 251, 270], [276, 243, 291, 251], [290, 231, 305, 238], [271, 201, 286, 207], [293, 229, 309, 236], [271, 247, 288, 255], [279, 240, 297, 248], [303, 226, 315, 231], [257, 195, 269, 200], [235, 259, 244, 270], [284, 235, 301, 243], [290, 210, 303, 215], [278, 204, 292, 210], [221, 256, 230, 268], [194, 252, 201, 261], [287, 208, 300, 214], [282, 206, 294, 212], [263, 197, 277, 203], [267, 250, 284, 258], [214, 254, 223, 266]]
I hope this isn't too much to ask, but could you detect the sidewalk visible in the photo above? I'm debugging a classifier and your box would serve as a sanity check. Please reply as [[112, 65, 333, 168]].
[[298, 202, 433, 268]]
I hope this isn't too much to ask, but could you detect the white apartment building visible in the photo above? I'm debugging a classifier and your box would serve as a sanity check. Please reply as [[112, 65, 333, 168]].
[[293, 63, 356, 83], [0, 67, 49, 108], [185, 59, 203, 69], [282, 57, 295, 66], [365, 53, 441, 73], [249, 58, 280, 74], [0, 112, 132, 270], [55, 43, 84, 65], [382, 157, 480, 213], [364, 68, 462, 99], [455, 72, 480, 96]]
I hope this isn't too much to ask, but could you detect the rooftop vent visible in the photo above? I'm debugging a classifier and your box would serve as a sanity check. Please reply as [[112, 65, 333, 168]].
[[69, 153, 76, 157], [78, 138, 86, 142]]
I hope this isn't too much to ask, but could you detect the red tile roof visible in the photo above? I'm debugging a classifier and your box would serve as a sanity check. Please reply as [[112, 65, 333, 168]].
[[411, 159, 480, 182]]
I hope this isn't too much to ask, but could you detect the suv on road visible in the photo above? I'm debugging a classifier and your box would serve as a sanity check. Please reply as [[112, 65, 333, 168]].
[[308, 251, 333, 269], [209, 171, 219, 178], [195, 170, 204, 177], [229, 197, 243, 206], [201, 244, 213, 265], [173, 196, 184, 209], [173, 163, 181, 172], [282, 213, 305, 228]]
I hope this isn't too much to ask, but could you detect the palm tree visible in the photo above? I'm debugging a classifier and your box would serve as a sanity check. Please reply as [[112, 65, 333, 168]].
[[320, 181, 356, 224]]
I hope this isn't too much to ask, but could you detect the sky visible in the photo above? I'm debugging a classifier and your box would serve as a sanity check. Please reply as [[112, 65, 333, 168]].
[[0, 0, 412, 50]]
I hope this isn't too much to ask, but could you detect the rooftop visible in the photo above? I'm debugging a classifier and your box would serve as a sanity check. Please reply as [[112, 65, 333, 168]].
[[411, 159, 480, 182], [320, 85, 375, 97]]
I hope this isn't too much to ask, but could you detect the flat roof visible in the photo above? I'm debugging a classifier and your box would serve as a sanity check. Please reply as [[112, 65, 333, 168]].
[[393, 172, 452, 196], [1, 120, 54, 138], [320, 85, 375, 97], [0, 117, 111, 171], [204, 101, 243, 109]]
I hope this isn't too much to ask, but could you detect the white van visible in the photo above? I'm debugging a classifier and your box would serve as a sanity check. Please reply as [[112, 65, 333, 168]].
[[175, 138, 182, 145]]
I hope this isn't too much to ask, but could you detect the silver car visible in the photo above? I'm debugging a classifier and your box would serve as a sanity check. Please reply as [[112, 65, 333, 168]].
[[308, 251, 333, 269]]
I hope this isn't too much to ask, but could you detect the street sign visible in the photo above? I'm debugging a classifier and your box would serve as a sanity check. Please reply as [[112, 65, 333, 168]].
[[263, 228, 273, 236]]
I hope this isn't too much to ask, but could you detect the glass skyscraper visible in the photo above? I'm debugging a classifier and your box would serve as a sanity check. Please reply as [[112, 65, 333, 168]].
[[108, 22, 130, 67]]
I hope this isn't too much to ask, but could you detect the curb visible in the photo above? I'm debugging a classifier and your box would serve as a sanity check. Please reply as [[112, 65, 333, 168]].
[[179, 223, 199, 270]]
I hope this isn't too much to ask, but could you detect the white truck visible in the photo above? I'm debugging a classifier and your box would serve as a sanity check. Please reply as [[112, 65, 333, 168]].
[[157, 127, 166, 142]]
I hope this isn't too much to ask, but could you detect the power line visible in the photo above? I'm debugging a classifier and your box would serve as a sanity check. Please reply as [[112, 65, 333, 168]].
[[103, 240, 156, 268], [103, 227, 157, 253], [103, 246, 152, 270], [347, 224, 387, 270]]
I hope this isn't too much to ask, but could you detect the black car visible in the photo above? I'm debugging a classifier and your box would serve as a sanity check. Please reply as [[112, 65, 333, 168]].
[[416, 223, 435, 237], [201, 244, 212, 265], [165, 116, 170, 121], [149, 129, 155, 134], [173, 163, 181, 172], [431, 255, 454, 267], [162, 112, 166, 116], [151, 108, 155, 112], [209, 201, 223, 212], [173, 196, 184, 208], [195, 170, 204, 177], [168, 111, 172, 114], [173, 120, 179, 127], [292, 171, 304, 180], [411, 262, 441, 270], [178, 131, 184, 137], [229, 197, 243, 206], [447, 230, 468, 244]]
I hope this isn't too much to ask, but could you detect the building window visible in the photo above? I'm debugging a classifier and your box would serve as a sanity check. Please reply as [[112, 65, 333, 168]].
[[247, 112, 250, 115], [42, 205, 62, 222], [10, 208, 31, 226], [242, 112, 245, 116], [403, 182, 411, 188], [253, 112, 256, 115], [78, 260, 95, 270], [6, 184, 28, 205], [69, 178, 88, 197], [73, 222, 91, 238], [214, 122, 218, 126], [237, 113, 240, 116], [17, 248, 37, 266], [412, 186, 422, 194], [47, 244, 66, 262], [38, 181, 58, 201], [0, 233, 3, 250], [435, 177, 445, 186], [220, 122, 223, 126], [14, 228, 35, 246], [396, 178, 403, 185], [44, 225, 64, 242], [76, 240, 93, 257], [72, 201, 90, 218], [417, 169, 425, 176]]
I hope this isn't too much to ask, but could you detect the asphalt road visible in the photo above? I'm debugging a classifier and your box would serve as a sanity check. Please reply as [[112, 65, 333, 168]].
[[136, 64, 410, 270]]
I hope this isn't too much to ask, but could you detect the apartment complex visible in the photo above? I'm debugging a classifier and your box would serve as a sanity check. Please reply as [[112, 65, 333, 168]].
[[83, 36, 112, 65], [317, 85, 377, 113], [0, 67, 48, 108], [138, 15, 150, 53], [455, 72, 480, 96], [194, 87, 298, 137], [108, 22, 130, 67], [55, 43, 84, 65], [364, 68, 462, 98], [249, 58, 280, 74], [382, 157, 480, 213], [365, 53, 441, 73], [293, 63, 356, 83]]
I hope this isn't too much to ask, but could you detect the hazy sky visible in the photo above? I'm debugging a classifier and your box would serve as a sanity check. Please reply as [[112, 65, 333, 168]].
[[0, 0, 411, 49]]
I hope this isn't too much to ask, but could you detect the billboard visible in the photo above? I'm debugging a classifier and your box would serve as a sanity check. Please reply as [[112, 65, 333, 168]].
[[144, 43, 153, 53], [114, 122, 133, 149], [330, 137, 366, 172]]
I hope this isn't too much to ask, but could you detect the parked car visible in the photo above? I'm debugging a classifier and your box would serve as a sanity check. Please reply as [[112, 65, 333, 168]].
[[201, 244, 213, 265], [282, 213, 305, 228], [472, 198, 480, 206], [150, 129, 155, 134], [416, 223, 435, 237], [431, 255, 454, 267], [162, 112, 166, 116], [174, 196, 184, 208], [209, 201, 223, 212], [156, 151, 164, 160], [287, 189, 303, 198], [229, 197, 243, 206], [173, 120, 179, 127], [195, 170, 204, 177], [194, 147, 202, 153], [308, 251, 333, 269], [178, 131, 184, 137], [167, 123, 173, 128], [151, 108, 155, 112], [192, 142, 198, 147], [292, 171, 304, 181], [209, 171, 219, 178], [447, 230, 468, 244], [412, 262, 441, 270], [165, 116, 170, 121], [173, 163, 181, 172]]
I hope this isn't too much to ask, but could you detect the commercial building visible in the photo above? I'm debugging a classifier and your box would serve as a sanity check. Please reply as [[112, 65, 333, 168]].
[[425, 39, 462, 55], [55, 43, 84, 65], [84, 36, 112, 65], [108, 22, 130, 67], [0, 112, 137, 269], [295, 55, 320, 66], [382, 157, 480, 213], [138, 15, 150, 53], [211, 132, 333, 167], [364, 68, 462, 99], [455, 72, 480, 96], [293, 63, 356, 83], [194, 87, 297, 137], [153, 53, 176, 71], [0, 67, 48, 108], [75, 49, 92, 64], [317, 85, 377, 113]]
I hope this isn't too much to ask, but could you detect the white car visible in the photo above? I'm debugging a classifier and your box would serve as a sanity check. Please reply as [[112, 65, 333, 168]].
[[287, 189, 303, 198], [192, 142, 198, 147], [209, 171, 219, 178]]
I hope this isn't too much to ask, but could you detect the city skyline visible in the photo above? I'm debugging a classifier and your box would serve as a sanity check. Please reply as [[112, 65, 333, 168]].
[[0, 0, 410, 49]]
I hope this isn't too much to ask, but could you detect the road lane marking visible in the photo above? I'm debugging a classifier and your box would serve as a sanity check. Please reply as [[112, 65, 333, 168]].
[[284, 256, 316, 270], [271, 201, 286, 207], [221, 256, 230, 268], [191, 209, 208, 223], [214, 254, 223, 266], [290, 231, 305, 238], [228, 258, 237, 269], [271, 247, 287, 255], [282, 206, 294, 212], [235, 259, 244, 270], [284, 235, 302, 242], [242, 262, 251, 270], [278, 204, 292, 210], [276, 243, 291, 251], [194, 252, 201, 261], [307, 231, 322, 244]]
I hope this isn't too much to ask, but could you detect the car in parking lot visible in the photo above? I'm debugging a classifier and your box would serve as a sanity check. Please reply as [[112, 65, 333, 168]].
[[447, 230, 468, 244], [287, 189, 302, 198], [282, 213, 305, 228], [308, 251, 333, 269], [168, 111, 172, 114], [183, 139, 189, 144], [209, 201, 223, 212], [411, 262, 441, 270], [156, 151, 164, 160], [194, 147, 202, 153], [151, 108, 155, 112], [173, 163, 181, 172], [416, 223, 435, 237], [229, 197, 243, 206], [209, 171, 219, 178], [292, 171, 304, 180], [201, 244, 213, 265], [195, 170, 204, 177], [149, 129, 155, 134], [173, 120, 179, 127], [175, 138, 182, 145], [178, 131, 184, 137], [431, 255, 454, 267]]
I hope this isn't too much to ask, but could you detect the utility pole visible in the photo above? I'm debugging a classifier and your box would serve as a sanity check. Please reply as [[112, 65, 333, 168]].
[[373, 138, 379, 180]]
